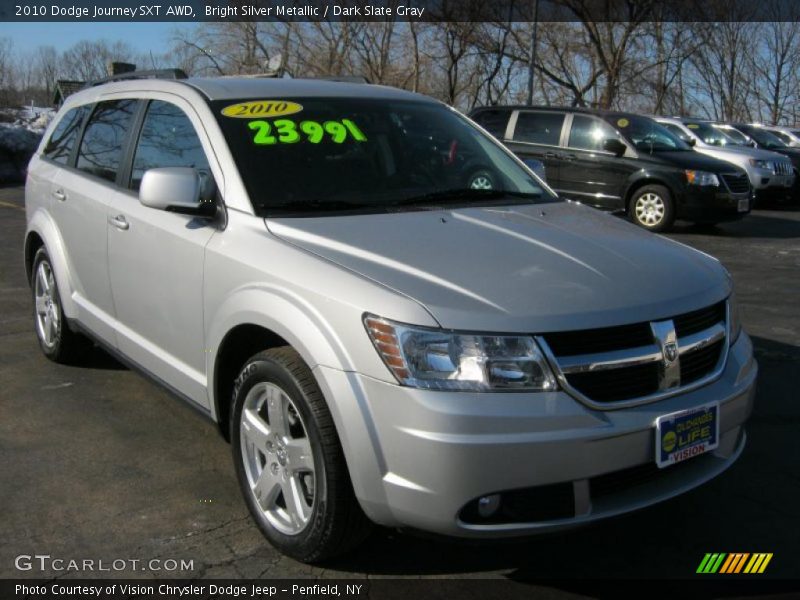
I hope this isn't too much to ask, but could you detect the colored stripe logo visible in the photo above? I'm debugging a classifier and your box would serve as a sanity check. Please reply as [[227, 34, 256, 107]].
[[697, 553, 773, 574]]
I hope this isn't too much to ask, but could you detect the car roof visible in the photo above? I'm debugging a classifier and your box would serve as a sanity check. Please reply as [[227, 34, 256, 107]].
[[470, 105, 653, 119], [64, 76, 434, 106]]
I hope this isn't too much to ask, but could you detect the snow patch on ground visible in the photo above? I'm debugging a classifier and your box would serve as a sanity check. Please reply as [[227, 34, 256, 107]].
[[0, 106, 54, 182]]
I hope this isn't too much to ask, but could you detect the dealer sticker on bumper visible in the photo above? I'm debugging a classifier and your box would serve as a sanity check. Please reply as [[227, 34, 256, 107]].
[[655, 402, 719, 468]]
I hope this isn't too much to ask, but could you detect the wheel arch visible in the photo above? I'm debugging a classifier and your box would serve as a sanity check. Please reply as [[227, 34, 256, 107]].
[[623, 177, 675, 210], [24, 212, 78, 319], [206, 288, 357, 440]]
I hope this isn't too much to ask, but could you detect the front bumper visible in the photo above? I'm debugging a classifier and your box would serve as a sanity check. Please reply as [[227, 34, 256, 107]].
[[322, 332, 757, 538], [677, 186, 751, 222]]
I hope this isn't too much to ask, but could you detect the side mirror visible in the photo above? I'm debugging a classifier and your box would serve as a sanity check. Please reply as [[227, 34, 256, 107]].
[[140, 167, 215, 216], [686, 137, 697, 147], [602, 138, 627, 157]]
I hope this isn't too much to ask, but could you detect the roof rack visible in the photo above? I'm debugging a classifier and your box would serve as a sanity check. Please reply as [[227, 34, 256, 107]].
[[299, 76, 371, 84], [88, 68, 188, 87]]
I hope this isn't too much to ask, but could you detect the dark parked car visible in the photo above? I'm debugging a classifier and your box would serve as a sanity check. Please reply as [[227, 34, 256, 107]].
[[470, 107, 752, 231]]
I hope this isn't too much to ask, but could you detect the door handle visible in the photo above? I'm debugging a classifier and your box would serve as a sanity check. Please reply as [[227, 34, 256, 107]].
[[544, 152, 559, 159], [562, 154, 577, 161], [109, 215, 129, 231], [52, 189, 66, 201]]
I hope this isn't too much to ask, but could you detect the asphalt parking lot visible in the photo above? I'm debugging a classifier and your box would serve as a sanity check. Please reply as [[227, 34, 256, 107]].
[[1, 184, 798, 588]]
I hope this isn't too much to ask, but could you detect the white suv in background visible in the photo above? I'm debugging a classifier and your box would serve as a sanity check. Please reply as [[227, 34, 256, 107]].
[[656, 117, 795, 204]]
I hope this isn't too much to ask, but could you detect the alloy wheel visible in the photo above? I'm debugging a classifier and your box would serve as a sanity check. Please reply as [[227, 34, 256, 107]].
[[469, 175, 493, 190], [34, 260, 59, 349], [634, 192, 665, 227], [240, 382, 316, 535]]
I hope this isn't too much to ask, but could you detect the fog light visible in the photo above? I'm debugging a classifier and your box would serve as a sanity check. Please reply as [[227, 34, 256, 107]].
[[477, 494, 501, 518]]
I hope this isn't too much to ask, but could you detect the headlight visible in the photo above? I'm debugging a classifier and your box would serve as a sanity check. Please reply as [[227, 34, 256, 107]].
[[728, 292, 742, 344], [748, 158, 773, 171], [685, 170, 720, 186], [364, 315, 557, 391]]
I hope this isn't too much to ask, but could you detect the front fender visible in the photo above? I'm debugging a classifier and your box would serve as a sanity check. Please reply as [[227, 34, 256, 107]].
[[205, 285, 391, 518]]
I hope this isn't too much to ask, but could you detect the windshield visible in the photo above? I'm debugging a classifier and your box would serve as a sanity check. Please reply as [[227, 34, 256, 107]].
[[715, 125, 749, 146], [604, 115, 691, 152], [212, 97, 553, 217], [684, 122, 736, 146], [741, 126, 787, 149]]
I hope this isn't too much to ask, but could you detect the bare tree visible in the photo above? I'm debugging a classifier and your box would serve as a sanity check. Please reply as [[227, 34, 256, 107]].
[[60, 40, 135, 81], [0, 37, 15, 106], [752, 18, 800, 124]]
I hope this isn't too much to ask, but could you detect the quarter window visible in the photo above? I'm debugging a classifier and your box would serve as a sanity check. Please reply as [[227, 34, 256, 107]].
[[472, 110, 510, 139], [43, 106, 88, 164], [568, 115, 620, 151], [130, 101, 211, 191], [76, 100, 138, 183], [514, 112, 565, 146]]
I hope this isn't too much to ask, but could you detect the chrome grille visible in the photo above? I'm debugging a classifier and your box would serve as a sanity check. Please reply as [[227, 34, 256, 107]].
[[720, 172, 750, 194], [773, 161, 793, 176], [538, 301, 729, 407]]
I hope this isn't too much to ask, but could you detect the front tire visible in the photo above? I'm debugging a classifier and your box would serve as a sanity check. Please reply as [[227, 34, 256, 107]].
[[31, 248, 89, 363], [231, 347, 371, 562], [628, 184, 675, 232], [467, 169, 496, 190]]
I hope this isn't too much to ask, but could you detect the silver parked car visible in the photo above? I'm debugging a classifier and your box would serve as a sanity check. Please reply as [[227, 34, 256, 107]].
[[656, 117, 795, 204], [25, 73, 757, 561]]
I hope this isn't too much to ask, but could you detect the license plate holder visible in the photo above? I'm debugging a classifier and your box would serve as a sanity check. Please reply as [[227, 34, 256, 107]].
[[738, 197, 749, 212], [655, 402, 719, 469]]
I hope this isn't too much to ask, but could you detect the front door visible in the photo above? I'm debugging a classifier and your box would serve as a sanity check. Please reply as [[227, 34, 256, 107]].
[[107, 99, 219, 408], [557, 114, 631, 210]]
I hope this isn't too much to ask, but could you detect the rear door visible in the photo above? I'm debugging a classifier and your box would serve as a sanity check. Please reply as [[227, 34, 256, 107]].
[[106, 98, 219, 408], [51, 99, 138, 345], [558, 114, 631, 210], [506, 110, 567, 189]]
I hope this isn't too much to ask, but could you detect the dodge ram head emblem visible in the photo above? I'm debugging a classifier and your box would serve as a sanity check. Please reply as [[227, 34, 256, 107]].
[[664, 341, 679, 363]]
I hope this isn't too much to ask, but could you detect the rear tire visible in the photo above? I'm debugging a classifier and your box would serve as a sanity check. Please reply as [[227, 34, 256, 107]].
[[628, 184, 675, 232], [31, 248, 90, 364], [231, 347, 372, 562]]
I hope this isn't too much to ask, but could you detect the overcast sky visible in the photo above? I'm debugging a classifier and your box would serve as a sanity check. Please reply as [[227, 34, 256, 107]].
[[0, 22, 195, 55]]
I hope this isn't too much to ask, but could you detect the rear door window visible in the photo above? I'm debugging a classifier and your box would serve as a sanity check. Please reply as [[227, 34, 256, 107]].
[[514, 112, 565, 146], [129, 100, 211, 191], [76, 99, 138, 183], [568, 115, 621, 151], [472, 110, 510, 139], [43, 106, 88, 165]]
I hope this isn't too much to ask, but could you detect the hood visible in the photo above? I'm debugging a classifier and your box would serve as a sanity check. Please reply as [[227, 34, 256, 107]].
[[700, 145, 790, 162], [267, 202, 730, 332], [645, 150, 743, 173]]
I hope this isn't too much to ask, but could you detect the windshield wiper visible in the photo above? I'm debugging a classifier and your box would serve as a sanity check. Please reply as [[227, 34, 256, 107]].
[[391, 188, 540, 208], [265, 199, 373, 214]]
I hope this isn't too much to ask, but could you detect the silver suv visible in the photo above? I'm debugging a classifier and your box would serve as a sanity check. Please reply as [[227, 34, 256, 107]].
[[656, 117, 795, 203], [25, 73, 757, 562]]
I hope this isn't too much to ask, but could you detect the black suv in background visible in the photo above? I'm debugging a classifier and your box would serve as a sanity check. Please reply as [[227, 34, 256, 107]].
[[471, 107, 752, 231]]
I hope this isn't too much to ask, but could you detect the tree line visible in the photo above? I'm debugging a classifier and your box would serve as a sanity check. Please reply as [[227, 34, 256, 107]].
[[1, 17, 799, 125]]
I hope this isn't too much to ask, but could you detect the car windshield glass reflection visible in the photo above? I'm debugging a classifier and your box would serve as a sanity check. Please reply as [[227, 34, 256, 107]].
[[213, 98, 554, 217]]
